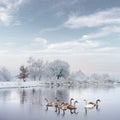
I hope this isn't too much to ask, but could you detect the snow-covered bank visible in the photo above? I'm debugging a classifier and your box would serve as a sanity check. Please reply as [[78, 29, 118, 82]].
[[47, 79, 120, 88], [0, 79, 120, 89], [0, 81, 42, 89]]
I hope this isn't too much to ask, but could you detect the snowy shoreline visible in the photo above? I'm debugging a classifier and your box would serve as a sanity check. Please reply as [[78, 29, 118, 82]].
[[0, 79, 120, 89]]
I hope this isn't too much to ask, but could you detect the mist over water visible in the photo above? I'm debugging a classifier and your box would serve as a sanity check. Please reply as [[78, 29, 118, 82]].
[[0, 86, 120, 120]]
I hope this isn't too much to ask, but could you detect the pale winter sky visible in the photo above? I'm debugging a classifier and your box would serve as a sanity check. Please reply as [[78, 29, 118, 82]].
[[0, 0, 120, 76]]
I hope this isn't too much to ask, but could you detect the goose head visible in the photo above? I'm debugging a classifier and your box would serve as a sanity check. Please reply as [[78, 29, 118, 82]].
[[70, 98, 74, 101], [96, 99, 101, 102], [55, 97, 58, 100], [74, 101, 78, 107], [83, 99, 87, 103], [96, 99, 101, 105], [45, 98, 48, 101], [69, 98, 74, 105], [74, 100, 78, 103]]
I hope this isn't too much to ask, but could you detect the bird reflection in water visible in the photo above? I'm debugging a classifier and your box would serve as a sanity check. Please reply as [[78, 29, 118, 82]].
[[84, 101, 100, 116]]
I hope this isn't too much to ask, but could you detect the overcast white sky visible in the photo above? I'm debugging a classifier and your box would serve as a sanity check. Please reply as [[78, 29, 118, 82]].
[[0, 0, 120, 76]]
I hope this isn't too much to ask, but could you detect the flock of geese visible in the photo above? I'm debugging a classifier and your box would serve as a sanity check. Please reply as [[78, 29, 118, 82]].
[[44, 97, 101, 115]]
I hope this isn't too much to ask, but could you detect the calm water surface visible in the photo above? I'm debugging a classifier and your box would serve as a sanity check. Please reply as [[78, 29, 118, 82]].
[[0, 86, 120, 120]]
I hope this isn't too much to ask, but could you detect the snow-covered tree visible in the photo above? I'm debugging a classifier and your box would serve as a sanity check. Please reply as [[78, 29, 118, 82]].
[[101, 73, 110, 80], [17, 65, 29, 82], [27, 57, 37, 81], [71, 70, 88, 81], [90, 73, 111, 81], [27, 57, 44, 81], [42, 61, 50, 79], [90, 73, 101, 80], [36, 59, 44, 80], [47, 60, 70, 79], [0, 67, 12, 81]]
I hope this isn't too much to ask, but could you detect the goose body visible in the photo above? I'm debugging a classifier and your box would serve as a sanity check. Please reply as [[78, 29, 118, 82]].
[[84, 103, 95, 108], [68, 100, 78, 114], [57, 100, 73, 115], [54, 98, 61, 112], [68, 100, 78, 109], [45, 98, 53, 110], [57, 101, 64, 113], [57, 102, 70, 115], [84, 99, 100, 109], [61, 103, 68, 114]]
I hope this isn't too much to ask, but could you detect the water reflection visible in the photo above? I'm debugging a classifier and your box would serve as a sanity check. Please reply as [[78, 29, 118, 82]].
[[56, 89, 70, 102], [19, 88, 42, 105], [0, 90, 11, 102], [0, 86, 120, 120], [18, 88, 70, 106], [84, 105, 100, 116], [20, 89, 26, 104]]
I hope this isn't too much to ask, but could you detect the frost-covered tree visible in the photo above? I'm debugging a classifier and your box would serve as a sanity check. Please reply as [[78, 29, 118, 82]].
[[27, 57, 44, 80], [47, 60, 70, 79], [42, 61, 51, 79], [36, 59, 44, 80], [90, 73, 101, 80], [101, 74, 110, 80], [71, 70, 88, 81], [90, 73, 111, 81], [0, 67, 12, 81], [27, 57, 37, 81], [17, 65, 29, 82]]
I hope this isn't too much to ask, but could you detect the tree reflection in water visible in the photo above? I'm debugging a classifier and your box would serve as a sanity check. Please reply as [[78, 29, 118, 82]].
[[20, 89, 27, 104], [19, 88, 70, 107], [0, 90, 11, 102], [19, 88, 42, 105], [56, 89, 69, 102], [0, 87, 120, 120]]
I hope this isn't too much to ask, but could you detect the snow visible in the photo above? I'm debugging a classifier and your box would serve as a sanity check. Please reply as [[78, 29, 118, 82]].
[[0, 81, 39, 88], [0, 78, 119, 89]]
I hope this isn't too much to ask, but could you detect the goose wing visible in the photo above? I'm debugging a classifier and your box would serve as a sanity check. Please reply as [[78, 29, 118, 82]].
[[85, 104, 94, 108], [88, 102, 95, 105]]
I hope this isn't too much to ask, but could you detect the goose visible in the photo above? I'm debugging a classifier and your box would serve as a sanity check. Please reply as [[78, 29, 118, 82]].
[[57, 102, 65, 114], [89, 99, 100, 106], [54, 97, 61, 112], [45, 98, 53, 110], [84, 99, 100, 109], [73, 100, 78, 109], [68, 101, 78, 114], [68, 100, 78, 109], [61, 102, 69, 115]]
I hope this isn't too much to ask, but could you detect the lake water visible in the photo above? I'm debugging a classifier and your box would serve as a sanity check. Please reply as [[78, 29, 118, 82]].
[[0, 86, 120, 120]]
